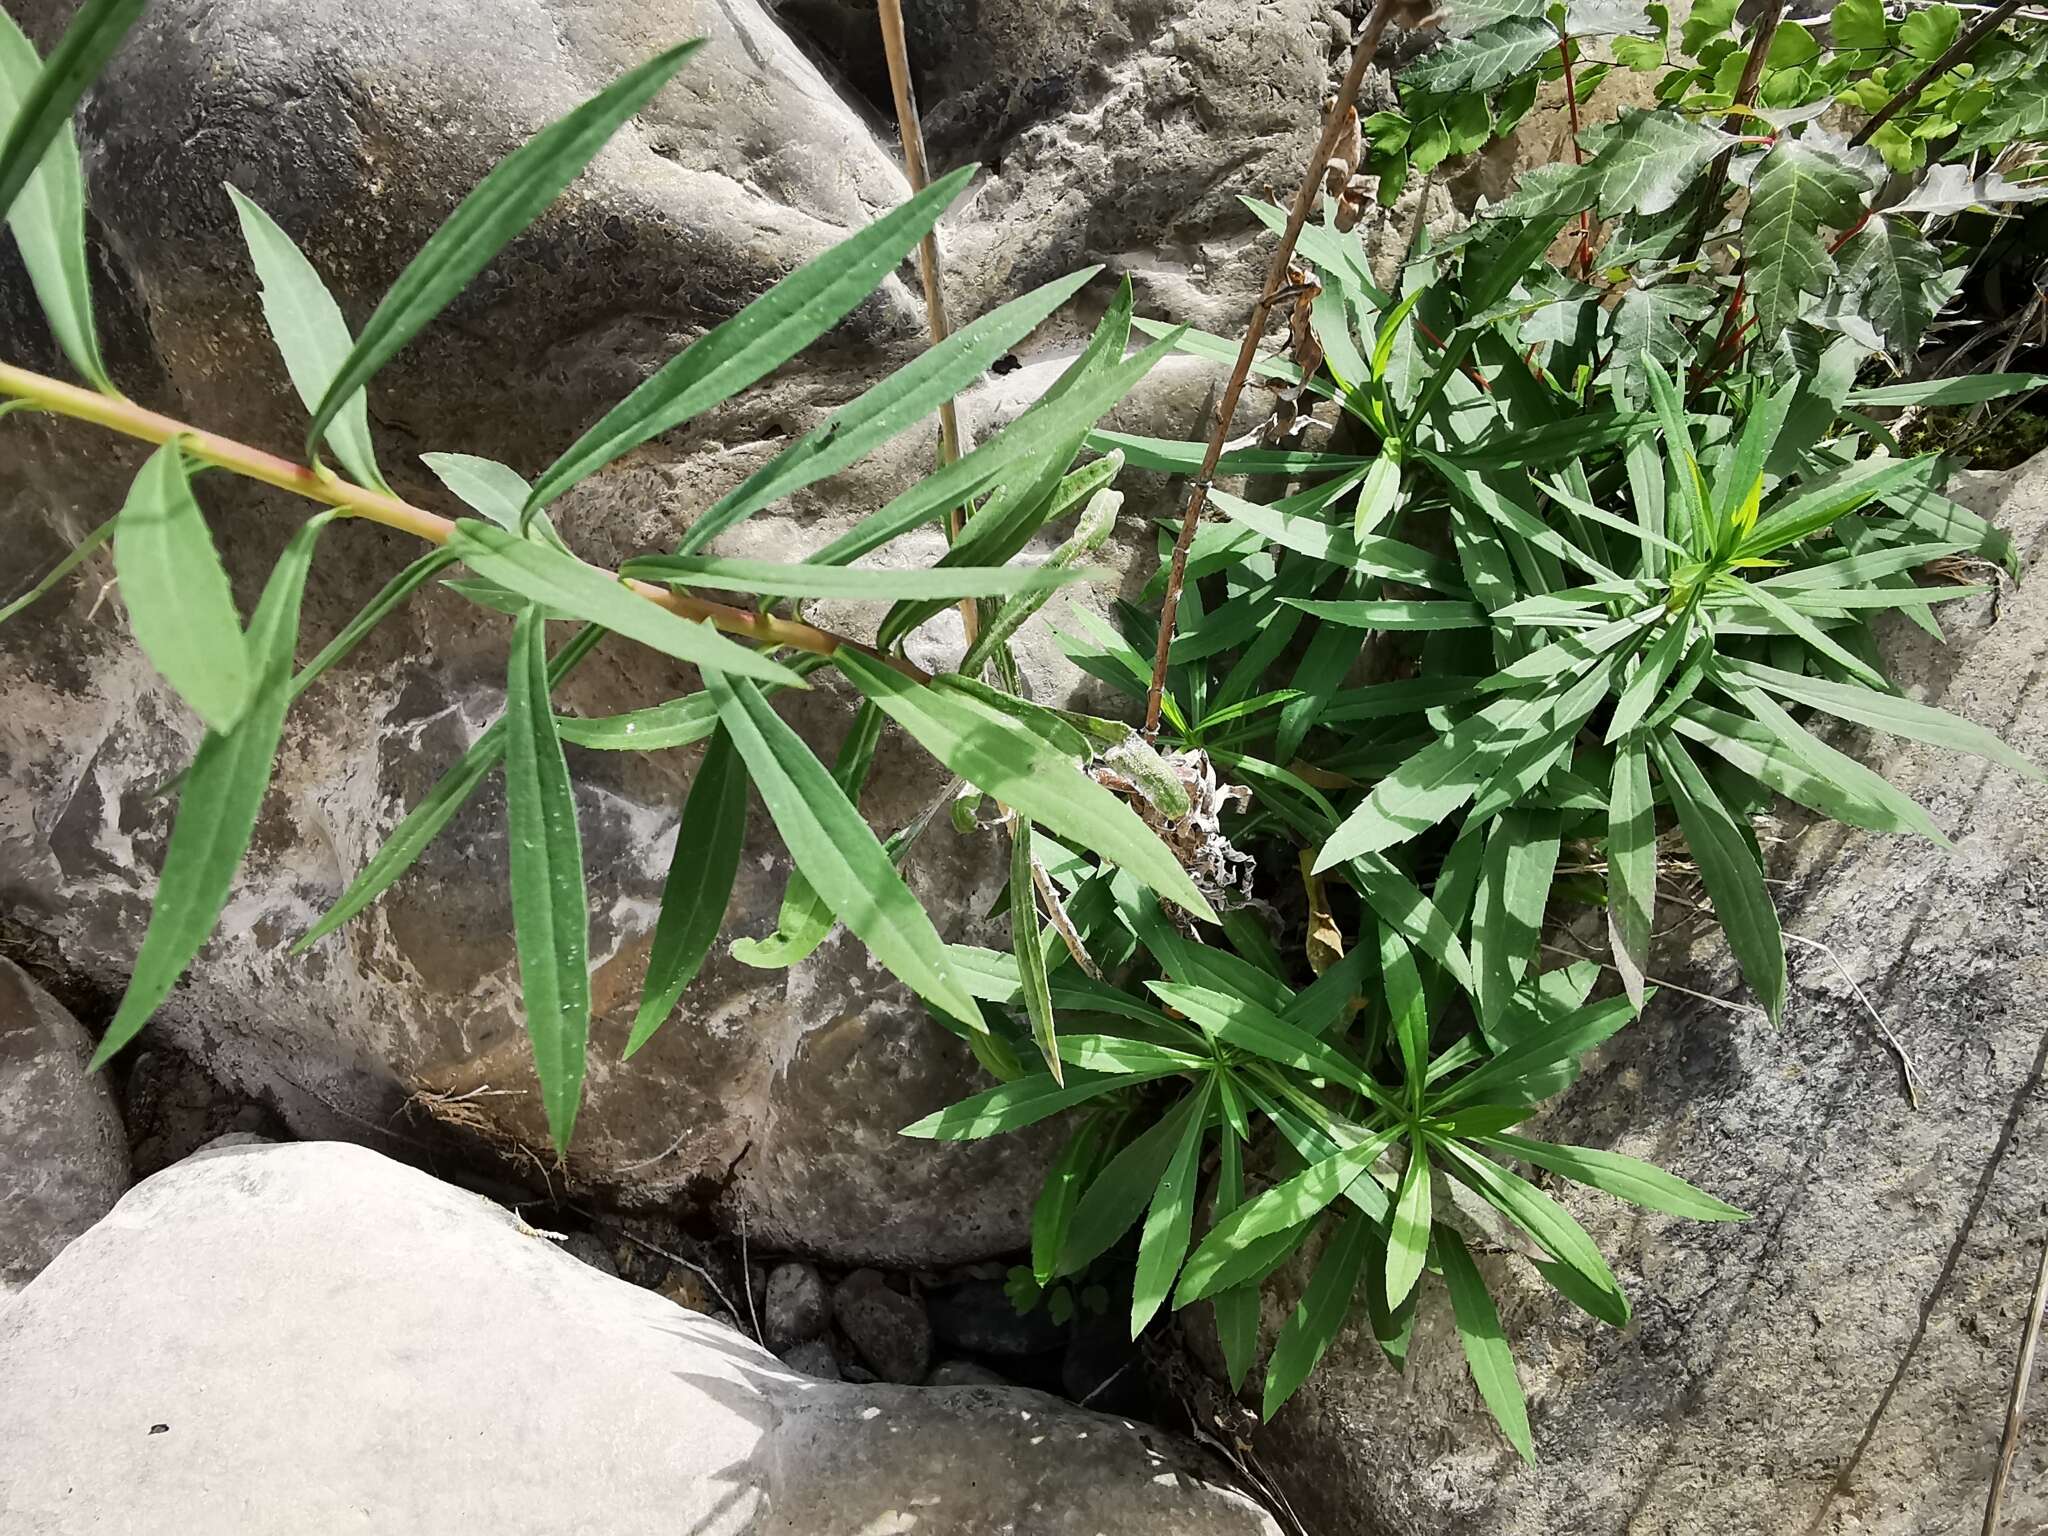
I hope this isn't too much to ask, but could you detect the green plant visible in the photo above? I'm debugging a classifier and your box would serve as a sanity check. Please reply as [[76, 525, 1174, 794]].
[[1359, 0, 2048, 371], [907, 0, 2048, 1460], [6, 0, 2046, 1471], [0, 0, 1213, 1148]]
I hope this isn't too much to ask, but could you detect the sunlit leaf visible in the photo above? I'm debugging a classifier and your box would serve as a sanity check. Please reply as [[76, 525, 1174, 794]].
[[502, 604, 591, 1153], [91, 513, 335, 1069], [114, 442, 252, 732], [0, 6, 111, 389], [625, 723, 748, 1058]]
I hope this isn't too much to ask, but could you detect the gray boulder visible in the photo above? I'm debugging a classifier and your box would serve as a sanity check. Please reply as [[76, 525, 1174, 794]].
[[1241, 453, 2048, 1532], [0, 959, 129, 1293], [0, 0, 1372, 1267], [0, 1140, 1282, 1535]]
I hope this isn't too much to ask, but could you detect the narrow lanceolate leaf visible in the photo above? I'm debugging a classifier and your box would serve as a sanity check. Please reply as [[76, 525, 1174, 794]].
[[1264, 1207, 1374, 1420], [1176, 1126, 1403, 1305], [679, 265, 1100, 555], [728, 693, 881, 970], [1741, 138, 1876, 336], [1437, 1138, 1628, 1326], [1485, 1134, 1747, 1221], [1711, 685, 1949, 846], [1208, 486, 1465, 593], [1132, 1076, 1215, 1337], [0, 513, 112, 627], [1606, 614, 1691, 744], [446, 519, 800, 686], [834, 652, 1215, 922], [1720, 656, 2044, 782], [1435, 1225, 1535, 1464], [226, 187, 389, 492], [1402, 15, 1558, 94], [0, 8, 110, 388], [903, 1068, 1167, 1140], [1284, 598, 1488, 631], [1380, 924, 1429, 1105], [1354, 452, 1402, 541], [0, 0, 146, 228], [422, 452, 534, 529], [625, 724, 748, 1058], [1473, 810, 1560, 1042], [1060, 1092, 1206, 1275], [705, 669, 980, 1029], [1384, 1137, 1432, 1308], [284, 547, 461, 713], [531, 163, 973, 512], [1011, 818, 1061, 1083], [1650, 732, 1786, 1024], [1033, 1115, 1112, 1286], [621, 554, 1093, 603], [1315, 690, 1553, 868], [811, 329, 1184, 567], [1606, 735, 1655, 1012], [293, 624, 607, 951], [503, 606, 591, 1153], [1737, 454, 1937, 559], [1150, 982, 1395, 1114], [308, 40, 704, 461], [1211, 1132, 1262, 1393], [90, 513, 335, 1070], [555, 693, 717, 751], [114, 443, 253, 732], [1846, 374, 2048, 409]]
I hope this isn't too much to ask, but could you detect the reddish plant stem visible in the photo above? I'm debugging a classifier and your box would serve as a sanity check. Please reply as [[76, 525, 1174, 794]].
[[1557, 29, 1595, 279], [1140, 0, 1402, 737], [1413, 315, 1494, 392], [1830, 208, 1875, 255]]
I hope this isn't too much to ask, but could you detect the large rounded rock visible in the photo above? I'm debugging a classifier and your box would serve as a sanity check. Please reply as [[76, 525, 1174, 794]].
[[0, 960, 129, 1293], [1240, 454, 2048, 1532], [0, 1140, 1282, 1535]]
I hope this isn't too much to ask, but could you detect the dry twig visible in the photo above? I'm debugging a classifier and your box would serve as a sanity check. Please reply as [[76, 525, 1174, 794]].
[[1142, 0, 1409, 735]]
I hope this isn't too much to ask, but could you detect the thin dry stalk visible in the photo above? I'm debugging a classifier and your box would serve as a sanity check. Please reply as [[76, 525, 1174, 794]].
[[1142, 0, 1406, 735], [877, 0, 978, 647], [566, 1203, 752, 1335], [1780, 930, 1923, 1109], [1540, 939, 1768, 1023], [1983, 1227, 2048, 1534]]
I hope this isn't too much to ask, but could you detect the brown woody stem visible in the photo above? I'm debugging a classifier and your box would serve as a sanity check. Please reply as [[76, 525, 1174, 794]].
[[1678, 0, 1786, 269], [1141, 0, 1401, 736], [877, 0, 979, 648], [0, 359, 927, 680]]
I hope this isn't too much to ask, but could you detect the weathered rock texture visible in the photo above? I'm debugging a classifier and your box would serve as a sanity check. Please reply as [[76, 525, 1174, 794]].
[[0, 959, 129, 1293], [0, 1140, 1283, 1535], [1244, 453, 2048, 1533], [0, 0, 1384, 1263]]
